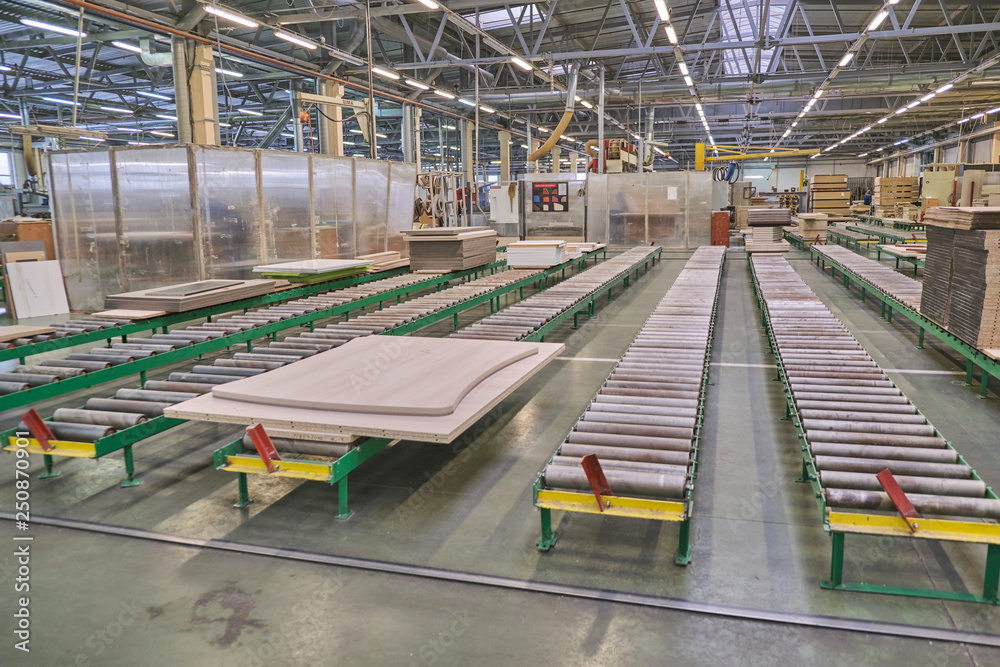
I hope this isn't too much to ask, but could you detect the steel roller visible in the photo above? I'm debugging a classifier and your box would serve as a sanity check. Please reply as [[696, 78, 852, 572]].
[[85, 398, 174, 417], [807, 430, 945, 448], [825, 488, 1000, 520], [67, 353, 133, 365], [15, 366, 85, 379], [810, 441, 957, 463], [116, 388, 201, 403], [818, 471, 986, 498], [812, 455, 971, 478], [802, 419, 936, 437], [142, 381, 216, 394], [52, 409, 146, 429], [16, 420, 114, 442], [0, 372, 58, 386], [574, 420, 694, 440], [43, 359, 112, 372], [543, 464, 687, 499], [0, 381, 30, 394], [549, 456, 688, 476], [798, 410, 926, 424], [166, 373, 239, 384], [241, 434, 350, 458], [566, 431, 693, 453]]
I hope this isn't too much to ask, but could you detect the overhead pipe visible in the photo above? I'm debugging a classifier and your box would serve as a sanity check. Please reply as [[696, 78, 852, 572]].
[[140, 37, 173, 67], [527, 65, 579, 163], [644, 107, 655, 168], [171, 36, 192, 143]]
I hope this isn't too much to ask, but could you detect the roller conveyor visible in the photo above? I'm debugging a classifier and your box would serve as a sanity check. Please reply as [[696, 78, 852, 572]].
[[846, 223, 926, 245], [812, 244, 922, 310], [751, 254, 1000, 604], [533, 247, 726, 564]]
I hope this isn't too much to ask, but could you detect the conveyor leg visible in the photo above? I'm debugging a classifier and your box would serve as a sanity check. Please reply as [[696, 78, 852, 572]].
[[336, 478, 353, 520], [234, 472, 252, 508], [983, 544, 1000, 604], [140, 370, 146, 386], [980, 369, 989, 399], [573, 313, 579, 329], [271, 332, 277, 342], [887, 306, 892, 324], [880, 301, 886, 319], [453, 313, 459, 331], [795, 459, 809, 483], [966, 359, 974, 387], [536, 508, 557, 551], [40, 454, 60, 479], [824, 532, 846, 589], [917, 328, 924, 349], [861, 287, 865, 303], [120, 446, 142, 487], [674, 517, 692, 566], [310, 322, 315, 332]]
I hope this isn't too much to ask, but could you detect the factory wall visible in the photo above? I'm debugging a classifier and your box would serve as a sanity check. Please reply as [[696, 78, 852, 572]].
[[49, 145, 417, 310], [742, 158, 874, 192]]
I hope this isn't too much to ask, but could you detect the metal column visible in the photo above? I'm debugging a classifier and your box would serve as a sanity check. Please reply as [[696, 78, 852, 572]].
[[499, 129, 511, 182], [171, 37, 192, 143], [598, 65, 605, 174], [188, 43, 218, 145]]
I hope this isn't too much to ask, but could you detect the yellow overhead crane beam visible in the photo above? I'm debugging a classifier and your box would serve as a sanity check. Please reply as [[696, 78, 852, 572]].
[[695, 143, 820, 170]]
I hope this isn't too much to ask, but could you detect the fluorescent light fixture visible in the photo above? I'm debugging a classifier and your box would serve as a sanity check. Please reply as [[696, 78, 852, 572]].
[[893, 138, 908, 145], [868, 10, 889, 31], [21, 18, 86, 38], [112, 41, 143, 54], [375, 133, 388, 138], [972, 112, 985, 119], [434, 89, 456, 99], [876, 147, 884, 152], [371, 66, 400, 80], [149, 130, 174, 138], [838, 52, 854, 68], [536, 126, 549, 133], [580, 100, 593, 109], [858, 153, 868, 157], [41, 96, 80, 106], [343, 140, 355, 145], [810, 154, 819, 159], [683, 75, 694, 86], [678, 62, 689, 76], [920, 92, 936, 102], [520, 144, 529, 149], [115, 127, 136, 132], [694, 102, 703, 112], [812, 89, 824, 100], [957, 117, 971, 124], [689, 87, 696, 95], [895, 106, 907, 114], [804, 100, 815, 110], [219, 122, 232, 128], [746, 175, 763, 180], [457, 98, 476, 107], [654, 0, 670, 22], [861, 125, 871, 132], [241, 109, 264, 117], [79, 135, 104, 142], [877, 117, 888, 124], [665, 25, 678, 45], [101, 105, 132, 114], [127, 141, 150, 146], [136, 90, 171, 101], [480, 104, 496, 113], [906, 100, 920, 109], [936, 83, 953, 94], [442, 124, 456, 130], [215, 67, 243, 77], [155, 114, 178, 120], [281, 133, 295, 138], [0, 113, 22, 120], [349, 129, 364, 134], [0, 65, 11, 72], [563, 135, 575, 142], [274, 29, 317, 50], [511, 56, 532, 71], [417, 0, 440, 8], [986, 106, 1000, 114], [203, 4, 259, 28], [404, 79, 430, 90]]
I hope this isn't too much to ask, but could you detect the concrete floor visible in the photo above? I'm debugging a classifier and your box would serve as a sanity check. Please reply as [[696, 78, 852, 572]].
[[2, 246, 1000, 666]]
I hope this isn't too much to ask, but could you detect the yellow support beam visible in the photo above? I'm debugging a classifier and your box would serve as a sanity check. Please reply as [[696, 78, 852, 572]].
[[695, 142, 819, 168], [221, 454, 334, 482], [828, 511, 1000, 545], [4, 437, 96, 458], [536, 489, 687, 521]]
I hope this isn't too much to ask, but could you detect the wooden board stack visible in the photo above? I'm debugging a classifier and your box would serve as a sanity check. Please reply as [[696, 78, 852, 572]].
[[104, 279, 276, 312], [253, 259, 372, 283], [401, 227, 497, 271], [795, 212, 829, 241], [745, 226, 790, 254], [809, 175, 850, 217], [921, 211, 1000, 346], [506, 240, 567, 268], [355, 251, 410, 272], [874, 177, 919, 218]]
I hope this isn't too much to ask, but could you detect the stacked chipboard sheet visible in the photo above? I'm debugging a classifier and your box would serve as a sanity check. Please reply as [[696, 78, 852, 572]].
[[920, 217, 1000, 347], [746, 208, 792, 227], [253, 259, 372, 283], [401, 227, 497, 271], [506, 240, 567, 268], [104, 279, 276, 312], [874, 177, 919, 218], [356, 251, 410, 272], [923, 207, 1000, 230], [794, 212, 829, 241], [810, 174, 850, 217], [735, 206, 770, 229], [745, 225, 790, 254]]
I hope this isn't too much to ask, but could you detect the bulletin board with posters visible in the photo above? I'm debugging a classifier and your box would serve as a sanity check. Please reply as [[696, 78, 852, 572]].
[[532, 182, 568, 212]]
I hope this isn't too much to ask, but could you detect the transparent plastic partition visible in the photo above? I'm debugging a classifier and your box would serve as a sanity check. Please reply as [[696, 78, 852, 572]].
[[114, 146, 197, 294], [49, 150, 117, 311], [686, 171, 713, 247], [261, 151, 312, 262], [585, 174, 609, 244], [194, 146, 261, 278], [353, 158, 390, 256], [647, 172, 686, 248], [386, 161, 417, 257], [312, 155, 355, 258], [607, 174, 646, 245]]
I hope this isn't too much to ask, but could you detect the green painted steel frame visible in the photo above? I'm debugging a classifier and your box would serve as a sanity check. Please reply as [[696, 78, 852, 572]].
[[808, 245, 1000, 400], [0, 267, 411, 364], [213, 436, 393, 516], [534, 247, 723, 566], [853, 214, 925, 232], [748, 255, 1000, 605], [874, 245, 925, 276], [846, 224, 924, 245]]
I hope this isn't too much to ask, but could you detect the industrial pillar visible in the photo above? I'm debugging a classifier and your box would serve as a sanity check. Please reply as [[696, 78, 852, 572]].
[[598, 65, 605, 174], [188, 43, 218, 145], [317, 79, 344, 156], [171, 37, 192, 143], [991, 122, 1000, 162], [438, 121, 444, 171], [291, 81, 304, 153], [498, 129, 511, 183], [402, 103, 414, 164], [412, 106, 422, 170], [526, 119, 534, 173], [552, 147, 562, 173], [570, 153, 580, 175], [462, 119, 474, 225]]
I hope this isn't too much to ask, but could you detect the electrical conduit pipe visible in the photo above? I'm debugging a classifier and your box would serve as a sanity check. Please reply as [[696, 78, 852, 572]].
[[527, 65, 579, 163]]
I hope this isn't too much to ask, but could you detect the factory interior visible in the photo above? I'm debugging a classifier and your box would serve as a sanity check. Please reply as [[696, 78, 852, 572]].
[[2, 0, 1000, 664]]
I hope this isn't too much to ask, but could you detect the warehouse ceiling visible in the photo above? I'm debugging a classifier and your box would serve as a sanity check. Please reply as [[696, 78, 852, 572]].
[[1, 0, 999, 168]]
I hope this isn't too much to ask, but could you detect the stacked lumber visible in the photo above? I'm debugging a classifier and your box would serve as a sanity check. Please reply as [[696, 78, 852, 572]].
[[923, 207, 1000, 230], [506, 240, 567, 268], [105, 279, 276, 312], [735, 206, 771, 229], [401, 227, 497, 271], [810, 174, 850, 217], [795, 212, 829, 241], [356, 251, 410, 272], [920, 218, 1000, 347], [745, 226, 790, 254], [746, 208, 792, 226], [874, 177, 919, 218], [253, 259, 372, 283]]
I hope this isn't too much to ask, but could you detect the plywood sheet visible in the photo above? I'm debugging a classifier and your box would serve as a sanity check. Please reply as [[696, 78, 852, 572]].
[[213, 336, 538, 416], [253, 259, 371, 274], [166, 341, 564, 443], [0, 325, 57, 342], [5, 260, 70, 319], [92, 309, 168, 320]]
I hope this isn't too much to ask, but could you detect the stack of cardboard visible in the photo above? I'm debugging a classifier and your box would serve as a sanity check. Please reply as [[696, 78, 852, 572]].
[[810, 175, 851, 217], [874, 177, 919, 218], [401, 227, 497, 271], [921, 210, 1000, 347], [795, 212, 829, 241], [356, 251, 410, 272]]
